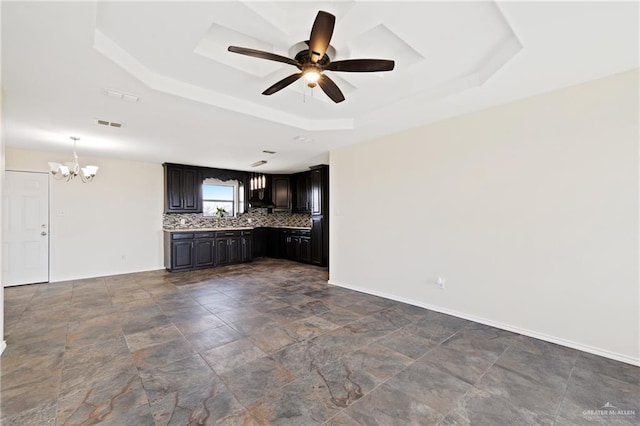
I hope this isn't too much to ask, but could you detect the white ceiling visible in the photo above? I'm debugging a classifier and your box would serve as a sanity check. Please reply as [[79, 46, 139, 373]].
[[2, 1, 638, 173]]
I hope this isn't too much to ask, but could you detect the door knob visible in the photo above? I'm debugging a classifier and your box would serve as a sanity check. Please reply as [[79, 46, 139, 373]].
[[41, 231, 48, 236]]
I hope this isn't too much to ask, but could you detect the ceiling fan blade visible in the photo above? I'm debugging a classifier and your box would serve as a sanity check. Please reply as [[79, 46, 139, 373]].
[[325, 59, 395, 72], [262, 73, 303, 95], [228, 46, 301, 68], [308, 11, 335, 63], [317, 74, 345, 103]]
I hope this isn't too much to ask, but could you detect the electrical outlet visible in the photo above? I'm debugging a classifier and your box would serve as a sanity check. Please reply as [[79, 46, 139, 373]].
[[437, 276, 445, 289], [180, 219, 186, 225]]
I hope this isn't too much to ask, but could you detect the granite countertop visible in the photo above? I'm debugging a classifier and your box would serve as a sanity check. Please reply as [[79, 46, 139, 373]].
[[163, 225, 311, 232]]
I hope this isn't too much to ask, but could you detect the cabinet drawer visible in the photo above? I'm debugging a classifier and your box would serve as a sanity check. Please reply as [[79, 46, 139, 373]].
[[172, 233, 194, 240], [215, 230, 242, 238], [195, 232, 215, 239]]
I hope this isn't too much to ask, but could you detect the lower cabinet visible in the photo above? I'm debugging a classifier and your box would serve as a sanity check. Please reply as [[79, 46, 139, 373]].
[[311, 216, 325, 266], [282, 229, 312, 263], [252, 228, 266, 258], [215, 230, 251, 266], [165, 227, 320, 272], [164, 230, 252, 271], [194, 237, 215, 268], [299, 236, 311, 263], [241, 234, 252, 262], [171, 239, 194, 271]]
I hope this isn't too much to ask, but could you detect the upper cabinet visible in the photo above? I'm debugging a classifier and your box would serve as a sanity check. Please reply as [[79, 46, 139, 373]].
[[164, 163, 202, 213], [310, 165, 328, 216], [271, 175, 291, 211], [292, 172, 311, 213]]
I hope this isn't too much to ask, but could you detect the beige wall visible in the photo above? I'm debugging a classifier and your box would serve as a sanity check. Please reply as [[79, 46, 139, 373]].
[[5, 148, 164, 281], [329, 69, 639, 365]]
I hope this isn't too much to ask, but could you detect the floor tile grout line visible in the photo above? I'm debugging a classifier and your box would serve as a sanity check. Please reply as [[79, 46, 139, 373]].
[[436, 334, 517, 424], [551, 362, 577, 425]]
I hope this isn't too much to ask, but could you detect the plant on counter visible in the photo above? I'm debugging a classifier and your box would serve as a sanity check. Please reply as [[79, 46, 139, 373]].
[[216, 207, 228, 218]]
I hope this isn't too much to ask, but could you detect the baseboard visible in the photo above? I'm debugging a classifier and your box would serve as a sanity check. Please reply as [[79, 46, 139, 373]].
[[328, 279, 640, 367], [50, 267, 166, 283], [0, 340, 6, 356]]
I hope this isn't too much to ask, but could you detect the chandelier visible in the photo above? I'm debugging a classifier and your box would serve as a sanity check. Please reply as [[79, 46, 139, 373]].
[[48, 137, 99, 183]]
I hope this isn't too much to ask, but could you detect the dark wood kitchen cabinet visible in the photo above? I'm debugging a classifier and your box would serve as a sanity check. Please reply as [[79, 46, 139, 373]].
[[215, 231, 241, 266], [267, 227, 282, 258], [241, 231, 253, 262], [310, 166, 327, 216], [311, 216, 325, 266], [293, 172, 311, 213], [165, 230, 254, 271], [271, 175, 291, 211], [164, 163, 202, 213], [164, 231, 214, 271], [281, 228, 311, 263], [215, 230, 252, 266], [299, 235, 311, 263], [171, 239, 194, 271], [193, 233, 215, 268], [252, 227, 266, 258]]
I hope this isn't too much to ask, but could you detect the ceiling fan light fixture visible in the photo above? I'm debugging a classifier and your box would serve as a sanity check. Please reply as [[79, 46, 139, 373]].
[[304, 69, 321, 83], [227, 10, 395, 103]]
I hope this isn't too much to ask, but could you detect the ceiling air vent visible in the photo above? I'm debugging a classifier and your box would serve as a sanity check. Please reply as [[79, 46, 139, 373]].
[[262, 150, 277, 155], [250, 160, 267, 167], [103, 89, 140, 103], [96, 119, 123, 128]]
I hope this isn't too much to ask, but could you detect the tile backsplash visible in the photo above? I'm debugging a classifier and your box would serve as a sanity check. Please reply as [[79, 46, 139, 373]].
[[163, 209, 312, 229]]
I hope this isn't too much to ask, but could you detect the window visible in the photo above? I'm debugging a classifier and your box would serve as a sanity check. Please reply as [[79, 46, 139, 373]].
[[203, 182, 235, 216]]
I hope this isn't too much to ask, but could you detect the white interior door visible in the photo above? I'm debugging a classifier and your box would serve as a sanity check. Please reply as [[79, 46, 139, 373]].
[[2, 171, 49, 286]]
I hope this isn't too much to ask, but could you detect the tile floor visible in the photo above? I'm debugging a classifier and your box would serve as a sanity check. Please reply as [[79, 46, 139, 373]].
[[1, 258, 638, 425]]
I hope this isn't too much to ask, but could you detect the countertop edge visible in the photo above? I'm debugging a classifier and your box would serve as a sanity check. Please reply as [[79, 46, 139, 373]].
[[163, 226, 312, 232]]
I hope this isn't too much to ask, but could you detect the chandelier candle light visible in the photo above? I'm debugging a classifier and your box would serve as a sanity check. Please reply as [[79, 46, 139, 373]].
[[48, 137, 99, 183], [250, 174, 267, 199]]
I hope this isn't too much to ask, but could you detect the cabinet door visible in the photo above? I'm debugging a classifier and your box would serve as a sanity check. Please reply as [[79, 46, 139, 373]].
[[172, 240, 194, 270], [286, 236, 300, 261], [228, 237, 242, 263], [310, 168, 322, 215], [166, 167, 184, 211], [311, 217, 323, 266], [252, 228, 264, 258], [267, 228, 282, 258], [242, 237, 253, 262], [272, 176, 291, 211], [299, 237, 311, 263], [164, 164, 203, 213], [216, 238, 229, 265], [281, 231, 292, 260], [194, 239, 215, 268], [294, 172, 311, 212], [182, 168, 201, 211]]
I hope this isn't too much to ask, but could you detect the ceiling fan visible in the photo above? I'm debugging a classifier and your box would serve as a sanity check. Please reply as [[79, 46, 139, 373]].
[[228, 10, 395, 103]]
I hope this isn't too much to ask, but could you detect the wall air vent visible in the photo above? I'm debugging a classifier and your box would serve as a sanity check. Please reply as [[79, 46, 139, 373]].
[[96, 119, 123, 128]]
